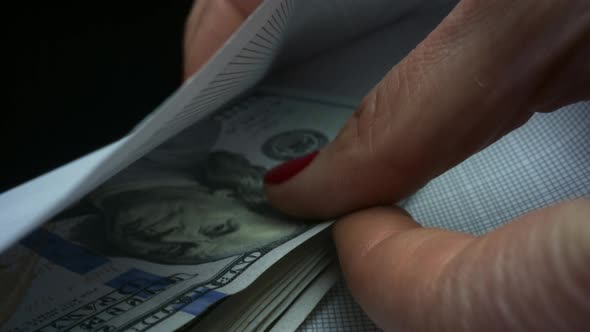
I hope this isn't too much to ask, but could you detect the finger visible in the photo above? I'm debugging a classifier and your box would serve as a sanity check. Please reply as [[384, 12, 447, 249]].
[[333, 198, 590, 332], [183, 0, 261, 79], [264, 0, 590, 219]]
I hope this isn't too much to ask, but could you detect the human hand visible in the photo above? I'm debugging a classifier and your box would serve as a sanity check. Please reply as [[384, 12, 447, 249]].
[[183, 0, 261, 80], [260, 0, 590, 331], [183, 0, 589, 330]]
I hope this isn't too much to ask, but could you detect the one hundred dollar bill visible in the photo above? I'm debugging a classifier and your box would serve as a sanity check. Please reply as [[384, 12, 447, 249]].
[[2, 88, 356, 332]]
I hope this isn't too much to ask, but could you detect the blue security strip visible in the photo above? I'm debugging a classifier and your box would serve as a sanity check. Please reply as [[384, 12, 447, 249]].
[[21, 229, 109, 274], [180, 290, 226, 316], [106, 269, 170, 297], [106, 268, 164, 289]]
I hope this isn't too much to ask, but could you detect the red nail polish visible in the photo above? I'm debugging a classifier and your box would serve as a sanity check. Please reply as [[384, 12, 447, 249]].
[[264, 151, 319, 185]]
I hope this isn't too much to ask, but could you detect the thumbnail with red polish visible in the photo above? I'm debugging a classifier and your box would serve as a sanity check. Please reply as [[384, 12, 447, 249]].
[[264, 151, 319, 185]]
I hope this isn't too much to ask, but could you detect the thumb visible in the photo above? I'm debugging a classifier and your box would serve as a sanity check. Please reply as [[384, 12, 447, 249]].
[[264, 0, 590, 219], [333, 198, 590, 332]]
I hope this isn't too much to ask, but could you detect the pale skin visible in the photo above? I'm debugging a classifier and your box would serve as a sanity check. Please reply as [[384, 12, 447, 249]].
[[103, 185, 301, 265], [184, 0, 590, 331]]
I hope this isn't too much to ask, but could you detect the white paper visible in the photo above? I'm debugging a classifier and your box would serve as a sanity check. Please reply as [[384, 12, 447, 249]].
[[0, 0, 429, 255], [0, 0, 291, 253]]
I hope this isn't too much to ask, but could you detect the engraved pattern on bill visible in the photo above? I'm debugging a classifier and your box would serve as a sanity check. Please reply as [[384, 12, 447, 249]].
[[2, 90, 355, 332]]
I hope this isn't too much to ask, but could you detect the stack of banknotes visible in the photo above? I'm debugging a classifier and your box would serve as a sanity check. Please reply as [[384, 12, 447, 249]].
[[2, 1, 371, 329], [0, 89, 357, 332], [3, 1, 590, 330]]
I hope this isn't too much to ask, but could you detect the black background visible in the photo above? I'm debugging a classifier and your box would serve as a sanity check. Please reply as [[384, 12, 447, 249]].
[[5, 2, 194, 191]]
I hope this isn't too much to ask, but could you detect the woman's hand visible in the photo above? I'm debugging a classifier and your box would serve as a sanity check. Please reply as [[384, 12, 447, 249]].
[[184, 1, 590, 330], [183, 0, 260, 79]]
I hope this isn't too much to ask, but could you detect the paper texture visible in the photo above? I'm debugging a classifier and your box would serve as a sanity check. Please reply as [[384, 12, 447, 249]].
[[2, 89, 358, 331], [298, 278, 381, 332], [270, 263, 340, 332]]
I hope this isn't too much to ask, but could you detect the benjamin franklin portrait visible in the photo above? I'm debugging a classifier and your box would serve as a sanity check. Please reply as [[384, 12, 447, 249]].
[[69, 149, 305, 265]]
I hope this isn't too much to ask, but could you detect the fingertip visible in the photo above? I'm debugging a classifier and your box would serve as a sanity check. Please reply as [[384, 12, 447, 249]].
[[263, 150, 350, 219], [263, 140, 403, 220], [263, 151, 319, 185]]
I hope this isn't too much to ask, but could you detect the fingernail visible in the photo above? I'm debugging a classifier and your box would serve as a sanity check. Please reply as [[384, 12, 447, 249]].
[[264, 151, 319, 185]]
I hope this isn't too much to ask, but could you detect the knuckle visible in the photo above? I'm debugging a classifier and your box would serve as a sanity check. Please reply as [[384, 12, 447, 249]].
[[350, 70, 407, 156]]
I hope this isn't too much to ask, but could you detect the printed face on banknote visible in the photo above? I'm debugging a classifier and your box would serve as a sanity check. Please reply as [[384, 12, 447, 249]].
[[99, 186, 301, 264], [93, 150, 304, 265]]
